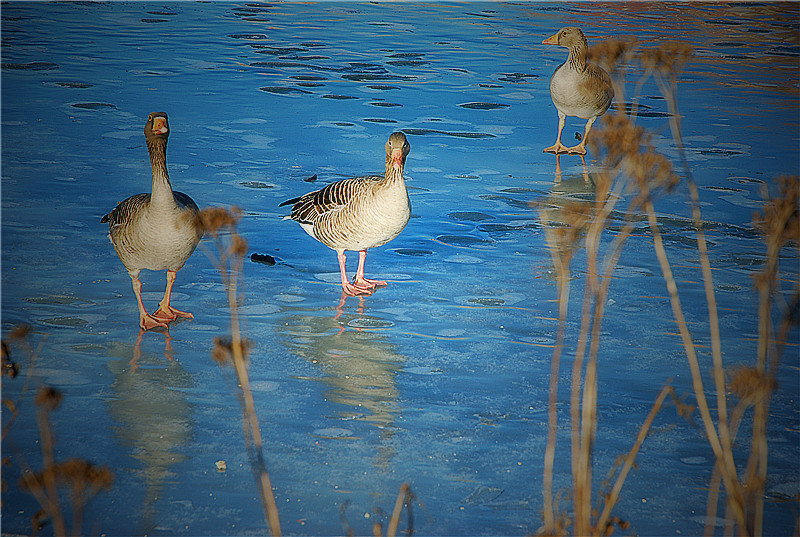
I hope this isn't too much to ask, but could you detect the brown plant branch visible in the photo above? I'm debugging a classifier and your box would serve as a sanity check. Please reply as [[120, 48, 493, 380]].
[[386, 482, 412, 537], [198, 207, 282, 536], [643, 199, 747, 531], [596, 385, 674, 532]]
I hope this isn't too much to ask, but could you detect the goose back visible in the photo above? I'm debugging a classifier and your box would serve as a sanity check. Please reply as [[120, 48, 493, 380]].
[[284, 173, 410, 252]]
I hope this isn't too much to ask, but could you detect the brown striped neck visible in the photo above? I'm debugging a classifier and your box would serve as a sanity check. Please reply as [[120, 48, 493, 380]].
[[383, 155, 405, 185], [147, 135, 173, 203], [567, 37, 588, 71]]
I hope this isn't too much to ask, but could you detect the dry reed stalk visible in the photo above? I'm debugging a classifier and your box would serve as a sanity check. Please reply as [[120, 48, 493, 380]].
[[645, 44, 798, 537], [575, 153, 640, 536], [31, 387, 66, 537], [541, 235, 568, 533], [197, 207, 282, 536], [643, 199, 747, 528], [16, 386, 114, 537], [4, 328, 114, 537], [541, 35, 794, 537], [539, 72, 672, 535], [602, 40, 784, 535], [539, 202, 591, 534], [569, 258, 594, 536], [742, 175, 799, 536], [651, 48, 743, 527], [539, 164, 637, 536], [595, 385, 671, 532], [386, 482, 412, 537], [2, 328, 46, 442]]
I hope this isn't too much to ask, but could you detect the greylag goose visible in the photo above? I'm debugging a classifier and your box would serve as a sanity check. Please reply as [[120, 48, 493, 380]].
[[542, 27, 614, 155], [280, 132, 411, 296], [102, 112, 202, 330]]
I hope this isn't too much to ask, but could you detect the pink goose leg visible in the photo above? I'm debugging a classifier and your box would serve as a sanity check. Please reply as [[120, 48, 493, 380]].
[[153, 269, 194, 322], [130, 272, 169, 331], [543, 111, 570, 155], [337, 251, 373, 296], [353, 249, 387, 289]]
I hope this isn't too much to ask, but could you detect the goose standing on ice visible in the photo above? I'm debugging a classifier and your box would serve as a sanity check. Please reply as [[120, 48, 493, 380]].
[[281, 132, 411, 296], [542, 26, 614, 155], [102, 112, 202, 330]]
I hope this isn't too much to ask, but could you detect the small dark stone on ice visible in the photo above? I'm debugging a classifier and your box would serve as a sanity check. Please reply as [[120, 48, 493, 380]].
[[304, 174, 318, 183], [251, 253, 276, 266]]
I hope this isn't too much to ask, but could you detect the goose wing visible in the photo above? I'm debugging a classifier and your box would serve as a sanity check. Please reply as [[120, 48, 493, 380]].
[[281, 175, 379, 225], [101, 193, 150, 228], [585, 63, 614, 107], [173, 190, 200, 213]]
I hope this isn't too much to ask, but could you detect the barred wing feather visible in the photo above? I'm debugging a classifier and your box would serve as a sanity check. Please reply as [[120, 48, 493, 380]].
[[284, 175, 380, 225]]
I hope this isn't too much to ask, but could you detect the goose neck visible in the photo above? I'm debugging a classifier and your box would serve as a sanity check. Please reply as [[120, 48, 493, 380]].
[[147, 136, 173, 202], [567, 41, 588, 71], [383, 159, 405, 185]]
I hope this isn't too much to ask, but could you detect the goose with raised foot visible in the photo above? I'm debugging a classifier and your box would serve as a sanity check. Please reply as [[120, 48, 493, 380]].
[[542, 27, 614, 156], [281, 132, 411, 296], [102, 112, 202, 330]]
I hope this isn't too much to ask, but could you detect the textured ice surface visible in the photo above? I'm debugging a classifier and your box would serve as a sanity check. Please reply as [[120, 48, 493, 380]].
[[2, 2, 798, 536]]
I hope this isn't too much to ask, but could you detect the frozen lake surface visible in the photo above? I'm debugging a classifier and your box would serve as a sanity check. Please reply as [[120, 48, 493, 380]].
[[2, 2, 798, 536]]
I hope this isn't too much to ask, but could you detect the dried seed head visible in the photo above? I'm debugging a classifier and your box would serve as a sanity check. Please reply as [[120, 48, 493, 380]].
[[630, 150, 680, 197], [752, 175, 799, 249], [54, 458, 114, 491], [194, 206, 242, 236], [589, 38, 637, 74], [591, 113, 648, 164], [229, 234, 249, 258], [729, 366, 776, 402], [35, 386, 63, 411], [9, 324, 31, 341], [639, 42, 694, 76], [2, 341, 19, 379], [212, 336, 252, 366], [591, 113, 679, 205]]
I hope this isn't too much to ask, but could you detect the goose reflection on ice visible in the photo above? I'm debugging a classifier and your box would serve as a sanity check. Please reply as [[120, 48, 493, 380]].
[[552, 153, 594, 197], [283, 294, 405, 468], [537, 155, 598, 282], [105, 328, 193, 534]]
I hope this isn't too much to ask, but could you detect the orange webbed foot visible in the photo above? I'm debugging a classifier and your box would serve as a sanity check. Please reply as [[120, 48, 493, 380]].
[[341, 281, 374, 297], [566, 144, 588, 156], [152, 305, 194, 322], [140, 313, 170, 331], [544, 141, 570, 155], [353, 277, 387, 290]]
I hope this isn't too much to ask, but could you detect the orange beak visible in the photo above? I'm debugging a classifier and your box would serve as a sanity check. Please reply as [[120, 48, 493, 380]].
[[542, 33, 559, 46], [152, 117, 169, 134]]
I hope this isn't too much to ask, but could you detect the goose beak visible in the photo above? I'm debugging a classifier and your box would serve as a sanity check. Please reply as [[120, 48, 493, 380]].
[[542, 33, 558, 46], [152, 117, 169, 134], [391, 148, 403, 170]]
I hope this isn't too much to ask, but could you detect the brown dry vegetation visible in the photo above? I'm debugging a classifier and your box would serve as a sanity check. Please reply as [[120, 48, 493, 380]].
[[536, 38, 798, 537]]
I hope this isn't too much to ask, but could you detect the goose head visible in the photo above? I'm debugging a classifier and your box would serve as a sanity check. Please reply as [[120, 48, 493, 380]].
[[145, 112, 170, 140], [385, 131, 410, 171], [542, 26, 588, 51]]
